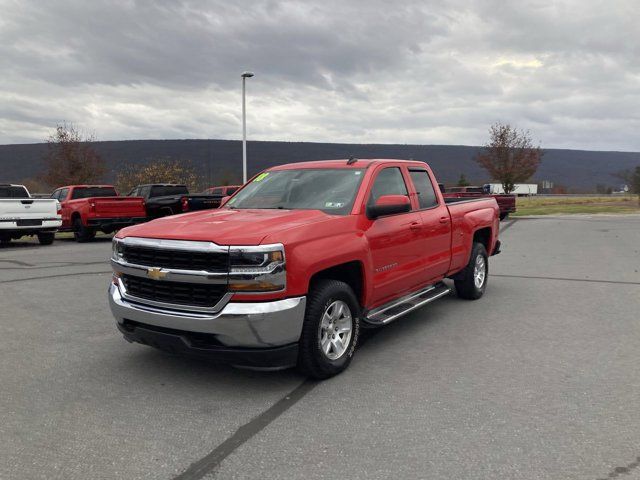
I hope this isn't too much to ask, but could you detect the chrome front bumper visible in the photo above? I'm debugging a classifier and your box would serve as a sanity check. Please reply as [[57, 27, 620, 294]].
[[108, 283, 306, 348]]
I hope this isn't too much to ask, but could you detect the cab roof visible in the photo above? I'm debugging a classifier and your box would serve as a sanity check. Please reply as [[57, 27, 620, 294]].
[[268, 159, 428, 171], [57, 185, 115, 189]]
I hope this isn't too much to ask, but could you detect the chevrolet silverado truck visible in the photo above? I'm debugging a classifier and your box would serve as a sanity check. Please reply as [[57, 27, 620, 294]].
[[0, 184, 61, 245], [52, 185, 146, 242], [109, 159, 501, 379], [128, 184, 222, 218], [444, 186, 516, 220]]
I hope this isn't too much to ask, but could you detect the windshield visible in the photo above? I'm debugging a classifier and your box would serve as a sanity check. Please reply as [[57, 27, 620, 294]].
[[227, 168, 365, 215], [150, 185, 189, 197], [71, 187, 117, 199]]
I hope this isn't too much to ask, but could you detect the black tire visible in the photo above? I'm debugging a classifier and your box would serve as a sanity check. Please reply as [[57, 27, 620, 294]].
[[454, 242, 488, 300], [37, 232, 55, 245], [297, 279, 361, 379], [73, 217, 95, 242], [499, 213, 508, 221]]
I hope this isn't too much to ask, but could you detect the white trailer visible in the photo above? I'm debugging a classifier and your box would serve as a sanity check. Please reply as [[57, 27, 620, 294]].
[[483, 183, 538, 196]]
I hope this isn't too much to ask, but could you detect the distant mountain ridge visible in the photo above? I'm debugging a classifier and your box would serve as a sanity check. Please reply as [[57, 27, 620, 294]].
[[1, 139, 638, 191]]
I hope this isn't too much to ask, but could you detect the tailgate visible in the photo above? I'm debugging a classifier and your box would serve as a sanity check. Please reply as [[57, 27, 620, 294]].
[[0, 199, 58, 219], [92, 197, 145, 217], [494, 195, 516, 209], [187, 195, 222, 210]]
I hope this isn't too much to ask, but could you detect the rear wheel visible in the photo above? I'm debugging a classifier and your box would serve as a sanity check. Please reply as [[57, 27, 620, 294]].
[[455, 242, 488, 300], [499, 213, 508, 221], [297, 280, 360, 379], [37, 232, 55, 245], [73, 217, 95, 242]]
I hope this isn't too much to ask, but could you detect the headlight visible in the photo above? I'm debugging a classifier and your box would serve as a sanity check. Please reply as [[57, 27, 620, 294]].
[[111, 238, 124, 262], [228, 244, 285, 292]]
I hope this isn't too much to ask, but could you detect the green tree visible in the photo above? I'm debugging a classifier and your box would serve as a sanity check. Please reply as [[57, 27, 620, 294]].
[[475, 123, 543, 194], [632, 166, 640, 204], [115, 158, 198, 194], [457, 174, 470, 187]]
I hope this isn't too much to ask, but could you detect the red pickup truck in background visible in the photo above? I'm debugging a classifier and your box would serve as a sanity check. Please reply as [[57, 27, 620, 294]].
[[109, 159, 501, 378], [51, 185, 146, 242], [442, 185, 516, 220]]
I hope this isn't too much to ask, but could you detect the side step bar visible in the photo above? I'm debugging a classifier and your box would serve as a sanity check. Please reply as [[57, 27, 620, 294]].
[[364, 282, 452, 326]]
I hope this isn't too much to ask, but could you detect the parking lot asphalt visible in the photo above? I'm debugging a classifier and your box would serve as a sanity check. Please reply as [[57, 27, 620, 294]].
[[1, 215, 640, 480]]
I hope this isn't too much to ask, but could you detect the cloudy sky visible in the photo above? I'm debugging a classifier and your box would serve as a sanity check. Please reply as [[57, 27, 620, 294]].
[[0, 0, 638, 150]]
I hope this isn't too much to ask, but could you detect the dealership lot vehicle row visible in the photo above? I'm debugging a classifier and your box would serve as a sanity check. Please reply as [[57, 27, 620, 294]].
[[1, 215, 640, 479]]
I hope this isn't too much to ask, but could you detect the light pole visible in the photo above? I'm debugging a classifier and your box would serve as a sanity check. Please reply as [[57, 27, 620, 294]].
[[241, 71, 254, 183]]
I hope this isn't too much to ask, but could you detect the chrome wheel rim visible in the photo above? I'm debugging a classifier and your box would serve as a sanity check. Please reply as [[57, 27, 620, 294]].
[[474, 254, 486, 289], [319, 300, 353, 361]]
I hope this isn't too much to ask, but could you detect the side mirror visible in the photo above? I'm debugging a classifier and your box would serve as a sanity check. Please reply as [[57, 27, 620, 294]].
[[219, 195, 231, 207], [367, 195, 411, 219]]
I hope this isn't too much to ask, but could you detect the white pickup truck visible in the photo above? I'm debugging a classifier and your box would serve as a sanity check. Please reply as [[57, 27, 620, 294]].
[[0, 184, 62, 245]]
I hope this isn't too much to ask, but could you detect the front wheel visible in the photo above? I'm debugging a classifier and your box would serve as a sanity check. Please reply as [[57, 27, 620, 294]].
[[37, 232, 55, 245], [297, 280, 360, 379], [455, 242, 488, 300]]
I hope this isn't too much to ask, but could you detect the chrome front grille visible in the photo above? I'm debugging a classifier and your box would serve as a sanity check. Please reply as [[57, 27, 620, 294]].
[[113, 237, 231, 312], [121, 244, 229, 272], [122, 274, 227, 308]]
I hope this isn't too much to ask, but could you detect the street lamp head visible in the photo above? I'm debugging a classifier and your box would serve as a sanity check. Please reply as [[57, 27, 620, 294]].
[[241, 71, 254, 78]]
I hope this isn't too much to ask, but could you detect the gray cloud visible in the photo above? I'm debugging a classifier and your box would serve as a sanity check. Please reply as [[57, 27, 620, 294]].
[[0, 0, 638, 150]]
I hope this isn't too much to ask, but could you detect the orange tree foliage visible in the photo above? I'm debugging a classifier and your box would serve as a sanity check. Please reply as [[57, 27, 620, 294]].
[[115, 158, 199, 194], [475, 123, 543, 194], [41, 123, 106, 187]]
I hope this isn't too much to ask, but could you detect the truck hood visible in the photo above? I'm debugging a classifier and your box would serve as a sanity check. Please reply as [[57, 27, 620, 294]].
[[118, 208, 333, 245]]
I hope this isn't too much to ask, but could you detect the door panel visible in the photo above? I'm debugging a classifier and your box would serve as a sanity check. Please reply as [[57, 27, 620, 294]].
[[364, 166, 426, 306], [366, 212, 424, 305], [408, 169, 452, 282]]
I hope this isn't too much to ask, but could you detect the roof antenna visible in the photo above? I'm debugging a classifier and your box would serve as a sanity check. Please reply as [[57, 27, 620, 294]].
[[346, 156, 358, 165]]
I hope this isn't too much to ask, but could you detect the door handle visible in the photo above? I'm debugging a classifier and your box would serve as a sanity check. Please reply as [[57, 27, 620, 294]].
[[409, 222, 422, 231], [439, 217, 449, 224]]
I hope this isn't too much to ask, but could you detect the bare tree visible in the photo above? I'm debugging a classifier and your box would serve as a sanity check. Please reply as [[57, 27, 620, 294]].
[[475, 123, 543, 194], [41, 123, 106, 187], [115, 158, 199, 194]]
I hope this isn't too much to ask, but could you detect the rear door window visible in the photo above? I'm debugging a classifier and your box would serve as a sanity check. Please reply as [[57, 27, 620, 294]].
[[409, 170, 439, 209], [0, 186, 30, 198], [71, 187, 117, 199], [149, 186, 189, 197]]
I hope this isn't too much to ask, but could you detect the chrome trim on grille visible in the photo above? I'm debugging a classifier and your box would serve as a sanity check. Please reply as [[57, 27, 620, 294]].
[[116, 277, 233, 314], [229, 243, 285, 254], [111, 259, 228, 284]]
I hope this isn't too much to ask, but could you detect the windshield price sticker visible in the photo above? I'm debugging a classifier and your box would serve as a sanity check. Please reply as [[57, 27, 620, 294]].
[[254, 173, 270, 182], [324, 201, 345, 208]]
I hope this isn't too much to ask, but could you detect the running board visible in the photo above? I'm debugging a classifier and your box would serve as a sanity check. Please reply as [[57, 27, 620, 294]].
[[364, 283, 452, 326]]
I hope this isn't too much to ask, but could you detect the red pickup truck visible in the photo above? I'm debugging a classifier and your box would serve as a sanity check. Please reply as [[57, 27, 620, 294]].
[[109, 159, 501, 378], [51, 185, 146, 242], [443, 186, 516, 220]]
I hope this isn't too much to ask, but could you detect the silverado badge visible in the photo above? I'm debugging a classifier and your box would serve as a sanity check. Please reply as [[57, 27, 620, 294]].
[[147, 267, 168, 281]]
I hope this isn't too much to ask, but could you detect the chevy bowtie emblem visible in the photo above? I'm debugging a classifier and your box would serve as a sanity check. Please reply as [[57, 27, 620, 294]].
[[147, 267, 168, 280]]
